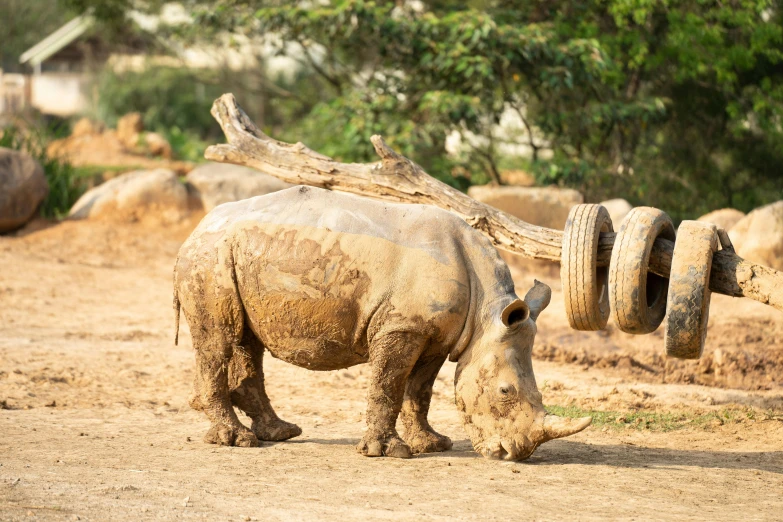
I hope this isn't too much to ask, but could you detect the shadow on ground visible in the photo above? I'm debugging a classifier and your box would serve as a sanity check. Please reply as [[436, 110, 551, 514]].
[[529, 439, 783, 474], [290, 436, 782, 474]]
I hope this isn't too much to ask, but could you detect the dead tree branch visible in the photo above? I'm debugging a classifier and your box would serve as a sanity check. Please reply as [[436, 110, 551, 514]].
[[206, 94, 782, 313]]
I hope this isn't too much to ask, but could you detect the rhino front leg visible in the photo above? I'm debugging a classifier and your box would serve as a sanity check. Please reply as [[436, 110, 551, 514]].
[[230, 329, 302, 442], [358, 331, 427, 459], [400, 354, 453, 454]]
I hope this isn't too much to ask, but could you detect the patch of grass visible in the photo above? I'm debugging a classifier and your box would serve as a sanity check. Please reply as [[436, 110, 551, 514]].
[[546, 404, 768, 432], [0, 125, 85, 219]]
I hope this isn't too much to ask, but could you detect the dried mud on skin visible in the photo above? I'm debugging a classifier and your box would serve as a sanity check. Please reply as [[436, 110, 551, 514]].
[[173, 188, 589, 459]]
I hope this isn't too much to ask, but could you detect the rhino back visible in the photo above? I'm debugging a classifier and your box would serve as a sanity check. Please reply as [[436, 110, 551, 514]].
[[203, 186, 486, 261], [178, 186, 514, 370]]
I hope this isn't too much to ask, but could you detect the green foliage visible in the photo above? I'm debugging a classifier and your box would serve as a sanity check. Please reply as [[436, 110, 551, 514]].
[[92, 66, 225, 140], [163, 127, 211, 163], [538, 0, 783, 220], [0, 125, 85, 219], [252, 1, 608, 186], [546, 404, 767, 432], [0, 0, 73, 72], [85, 0, 783, 218], [91, 64, 283, 163]]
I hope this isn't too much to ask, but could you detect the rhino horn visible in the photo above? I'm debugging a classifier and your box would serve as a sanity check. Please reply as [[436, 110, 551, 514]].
[[542, 414, 592, 440]]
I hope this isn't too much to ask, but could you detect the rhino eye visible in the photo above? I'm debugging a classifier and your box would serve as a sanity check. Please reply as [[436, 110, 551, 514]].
[[498, 385, 516, 398]]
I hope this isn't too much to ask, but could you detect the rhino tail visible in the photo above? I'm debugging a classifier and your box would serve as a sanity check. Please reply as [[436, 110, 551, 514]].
[[173, 288, 181, 346]]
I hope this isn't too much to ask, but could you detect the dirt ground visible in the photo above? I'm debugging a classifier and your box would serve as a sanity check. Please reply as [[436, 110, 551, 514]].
[[1, 217, 782, 521]]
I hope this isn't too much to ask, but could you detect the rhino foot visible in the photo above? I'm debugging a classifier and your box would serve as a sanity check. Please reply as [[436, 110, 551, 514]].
[[405, 430, 453, 454], [251, 418, 302, 441], [204, 424, 259, 447], [357, 435, 412, 459]]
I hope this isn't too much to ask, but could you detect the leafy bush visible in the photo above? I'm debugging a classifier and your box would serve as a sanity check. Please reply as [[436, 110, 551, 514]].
[[256, 1, 783, 217], [91, 65, 277, 163], [163, 126, 210, 163], [92, 65, 226, 140], [0, 125, 84, 219], [85, 1, 783, 218]]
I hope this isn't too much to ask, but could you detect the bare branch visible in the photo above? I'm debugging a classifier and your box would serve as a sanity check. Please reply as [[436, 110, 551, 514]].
[[295, 38, 345, 94], [509, 100, 541, 162], [206, 94, 783, 313]]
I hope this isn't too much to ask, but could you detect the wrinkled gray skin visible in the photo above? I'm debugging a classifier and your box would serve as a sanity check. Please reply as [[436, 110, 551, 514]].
[[173, 186, 591, 460]]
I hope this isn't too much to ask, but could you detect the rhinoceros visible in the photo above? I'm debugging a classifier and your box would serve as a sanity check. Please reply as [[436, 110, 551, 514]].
[[173, 186, 591, 460]]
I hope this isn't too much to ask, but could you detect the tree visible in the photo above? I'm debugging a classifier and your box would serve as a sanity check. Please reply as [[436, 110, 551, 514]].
[[0, 0, 74, 72], [541, 0, 783, 219], [78, 0, 783, 218]]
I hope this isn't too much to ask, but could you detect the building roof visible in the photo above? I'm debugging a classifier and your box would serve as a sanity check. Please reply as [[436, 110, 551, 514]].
[[18, 6, 271, 72], [20, 15, 96, 66]]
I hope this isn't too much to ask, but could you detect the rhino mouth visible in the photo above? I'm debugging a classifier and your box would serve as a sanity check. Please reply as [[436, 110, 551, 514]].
[[480, 440, 537, 461], [475, 414, 593, 461]]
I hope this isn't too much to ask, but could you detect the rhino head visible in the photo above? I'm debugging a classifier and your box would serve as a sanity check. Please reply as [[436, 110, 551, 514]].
[[454, 280, 591, 460]]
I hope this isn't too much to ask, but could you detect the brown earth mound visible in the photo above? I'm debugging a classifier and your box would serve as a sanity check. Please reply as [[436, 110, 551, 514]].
[[47, 115, 193, 175], [729, 201, 783, 271], [505, 256, 783, 392]]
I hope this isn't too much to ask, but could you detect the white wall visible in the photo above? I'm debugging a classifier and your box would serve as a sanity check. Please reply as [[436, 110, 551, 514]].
[[0, 72, 29, 115], [30, 73, 89, 117]]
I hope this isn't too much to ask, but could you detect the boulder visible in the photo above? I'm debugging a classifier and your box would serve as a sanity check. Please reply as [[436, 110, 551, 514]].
[[0, 147, 48, 233], [728, 201, 783, 270], [186, 162, 292, 212], [467, 185, 584, 230], [69, 168, 191, 224], [116, 112, 144, 149], [599, 198, 633, 227], [500, 170, 535, 186], [71, 118, 104, 137], [697, 208, 745, 231], [144, 132, 172, 159]]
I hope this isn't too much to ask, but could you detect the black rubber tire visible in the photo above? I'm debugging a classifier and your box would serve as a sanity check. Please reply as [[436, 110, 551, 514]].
[[609, 207, 676, 334], [561, 204, 613, 330], [664, 221, 718, 359]]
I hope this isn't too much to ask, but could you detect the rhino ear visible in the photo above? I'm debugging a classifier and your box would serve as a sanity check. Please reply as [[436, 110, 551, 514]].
[[523, 280, 551, 322], [501, 299, 530, 328]]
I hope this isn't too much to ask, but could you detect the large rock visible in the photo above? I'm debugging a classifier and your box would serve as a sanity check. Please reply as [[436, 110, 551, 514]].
[[69, 168, 191, 224], [71, 118, 104, 137], [0, 147, 48, 233], [599, 198, 633, 227], [144, 132, 172, 159], [467, 185, 584, 230], [186, 162, 291, 212], [116, 112, 144, 149], [728, 201, 783, 270], [697, 208, 745, 231], [500, 170, 535, 186]]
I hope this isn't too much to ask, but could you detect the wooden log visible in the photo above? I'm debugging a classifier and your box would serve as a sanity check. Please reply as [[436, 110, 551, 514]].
[[206, 93, 783, 313]]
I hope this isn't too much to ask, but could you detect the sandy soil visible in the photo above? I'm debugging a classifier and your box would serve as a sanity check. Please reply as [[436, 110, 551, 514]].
[[1, 218, 782, 521]]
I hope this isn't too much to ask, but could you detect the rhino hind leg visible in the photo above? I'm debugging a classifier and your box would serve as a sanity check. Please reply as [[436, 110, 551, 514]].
[[182, 256, 258, 448], [357, 331, 428, 459], [193, 335, 259, 448], [229, 329, 302, 442], [400, 354, 453, 454]]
